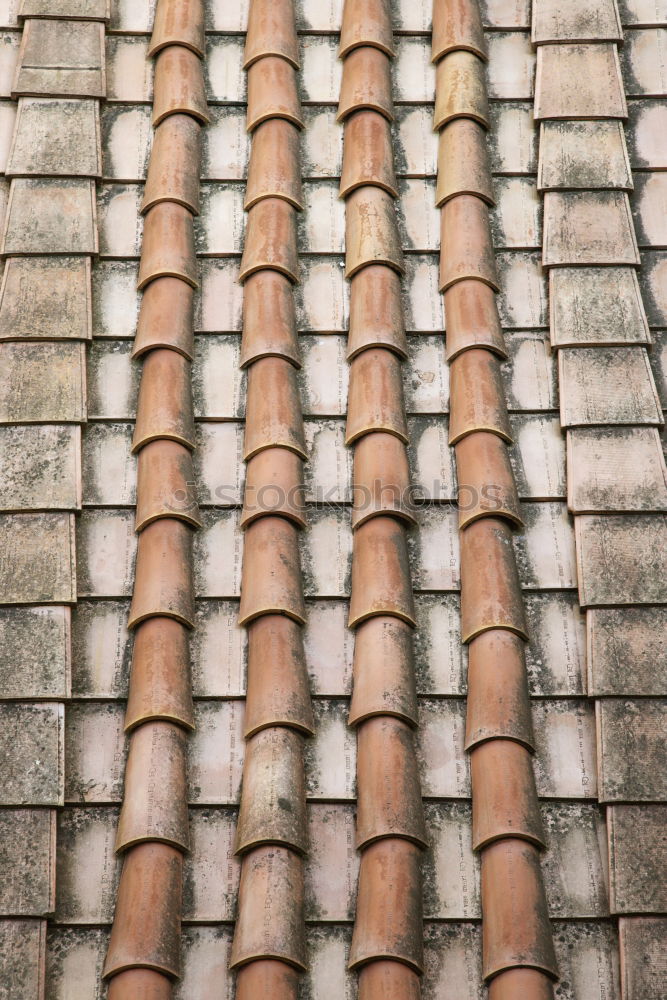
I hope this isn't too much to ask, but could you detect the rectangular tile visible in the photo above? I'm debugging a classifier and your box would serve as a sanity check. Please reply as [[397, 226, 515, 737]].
[[395, 106, 438, 176], [91, 259, 139, 338], [617, 0, 667, 24], [7, 96, 100, 176], [192, 334, 243, 418], [0, 918, 46, 999], [481, 0, 530, 27], [303, 599, 353, 697], [299, 335, 347, 416], [18, 1, 110, 18], [567, 426, 667, 511], [596, 698, 667, 801], [0, 256, 92, 341], [205, 35, 245, 103], [549, 267, 650, 347], [543, 191, 639, 267], [297, 256, 348, 332], [502, 331, 557, 410], [305, 698, 355, 800], [0, 31, 20, 100], [195, 184, 243, 255], [541, 802, 609, 917], [496, 251, 548, 328], [640, 249, 667, 325], [45, 927, 107, 1000], [55, 806, 119, 923], [194, 509, 242, 599], [183, 808, 239, 920], [488, 102, 538, 175], [490, 177, 541, 250], [104, 35, 152, 102], [515, 501, 577, 588], [621, 27, 667, 95], [101, 104, 151, 181], [532, 0, 622, 42], [531, 698, 597, 798], [305, 803, 358, 920], [2, 177, 97, 254], [177, 925, 233, 1000], [13, 18, 105, 98], [201, 105, 248, 182], [414, 593, 466, 695], [551, 921, 621, 1000], [404, 255, 441, 331], [632, 171, 667, 248], [96, 182, 142, 256], [0, 342, 86, 423], [619, 917, 667, 1000], [70, 599, 130, 698], [406, 335, 450, 413], [188, 700, 244, 805], [575, 513, 667, 605], [300, 180, 345, 254], [0, 424, 80, 511], [0, 605, 70, 698], [76, 508, 135, 598], [608, 804, 667, 912], [417, 698, 469, 797], [0, 512, 76, 603], [408, 415, 457, 501], [423, 801, 480, 919], [559, 347, 663, 427], [192, 600, 245, 698], [301, 508, 352, 598], [424, 922, 482, 1000], [86, 340, 137, 419], [524, 591, 587, 695], [305, 419, 350, 504], [538, 120, 632, 191], [64, 701, 126, 803], [626, 99, 667, 168], [0, 809, 55, 915], [486, 31, 535, 99], [410, 506, 460, 591], [0, 702, 63, 805], [510, 414, 565, 500], [534, 44, 627, 120], [394, 37, 434, 103], [302, 926, 354, 1000], [194, 421, 243, 507], [398, 178, 440, 252], [587, 606, 667, 695], [81, 422, 134, 506]]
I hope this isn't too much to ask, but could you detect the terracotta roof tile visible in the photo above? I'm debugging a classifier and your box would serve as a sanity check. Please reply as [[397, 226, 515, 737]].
[[138, 202, 198, 288], [433, 50, 489, 130], [106, 968, 173, 1000], [234, 727, 307, 853], [437, 119, 494, 207], [487, 967, 556, 1000], [336, 46, 394, 122], [534, 43, 627, 119], [240, 270, 300, 367], [351, 432, 416, 527], [444, 279, 507, 360], [348, 516, 417, 627], [465, 630, 535, 750], [235, 960, 300, 1000], [357, 960, 422, 1000], [348, 616, 418, 726], [133, 276, 195, 359], [531, 0, 622, 43], [135, 438, 200, 530], [151, 45, 209, 126], [148, 0, 205, 58], [455, 430, 523, 528], [243, 356, 306, 458], [346, 348, 408, 444], [347, 263, 407, 359], [241, 447, 306, 528], [459, 516, 528, 641], [239, 197, 299, 281], [128, 518, 195, 628], [246, 55, 303, 132], [141, 114, 201, 215], [344, 185, 403, 276], [432, 0, 487, 61], [243, 0, 300, 69], [124, 617, 195, 732], [238, 515, 307, 625], [470, 739, 545, 849], [339, 0, 395, 59], [244, 118, 303, 209], [132, 348, 196, 451], [448, 349, 512, 444], [244, 615, 314, 736], [340, 111, 397, 199], [440, 196, 499, 290], [12, 18, 105, 98]]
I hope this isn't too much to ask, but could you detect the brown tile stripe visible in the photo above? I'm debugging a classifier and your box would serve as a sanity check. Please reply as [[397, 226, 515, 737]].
[[432, 0, 558, 993], [338, 2, 426, 995], [102, 0, 206, 992], [229, 0, 313, 992]]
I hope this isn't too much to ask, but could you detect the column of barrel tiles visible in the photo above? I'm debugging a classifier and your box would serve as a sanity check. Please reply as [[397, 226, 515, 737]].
[[101, 2, 208, 996], [336, 2, 427, 996], [228, 1, 314, 996], [532, 1, 667, 992], [431, 1, 559, 997]]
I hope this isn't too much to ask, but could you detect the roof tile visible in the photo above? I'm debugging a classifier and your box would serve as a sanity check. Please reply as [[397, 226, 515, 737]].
[[7, 96, 100, 177], [128, 517, 195, 628], [531, 0, 622, 43], [0, 424, 80, 511], [124, 616, 195, 732], [246, 55, 303, 132], [0, 256, 92, 341], [543, 190, 638, 266], [346, 347, 408, 444], [133, 276, 195, 360], [534, 43, 627, 120], [440, 196, 499, 290], [459, 516, 528, 641], [449, 349, 512, 444], [470, 739, 545, 849], [337, 45, 394, 122], [465, 629, 535, 750], [238, 515, 306, 625], [244, 615, 314, 736], [339, 0, 395, 59], [608, 805, 667, 912], [138, 202, 198, 289], [245, 118, 303, 209], [549, 266, 650, 347], [142, 114, 201, 215], [344, 185, 403, 277], [0, 809, 55, 915], [437, 119, 494, 207], [239, 197, 299, 282], [243, 0, 299, 69], [0, 702, 63, 805], [433, 50, 489, 129], [152, 45, 209, 127], [431, 0, 487, 61], [567, 426, 667, 512], [587, 606, 667, 695], [3, 177, 97, 254], [558, 346, 662, 426], [538, 120, 632, 192], [596, 698, 667, 801], [619, 917, 667, 999], [349, 615, 418, 725], [0, 605, 70, 699], [148, 0, 205, 58], [0, 512, 76, 604], [348, 516, 416, 627], [340, 110, 397, 199], [132, 348, 195, 451], [12, 18, 105, 98]]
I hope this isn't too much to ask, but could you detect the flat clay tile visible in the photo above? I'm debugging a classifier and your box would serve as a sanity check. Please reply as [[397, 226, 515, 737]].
[[436, 119, 493, 207], [0, 702, 63, 805], [244, 615, 314, 737], [470, 740, 544, 849], [340, 110, 398, 199], [431, 0, 487, 61], [566, 427, 667, 512], [132, 348, 196, 452], [587, 607, 667, 696], [135, 438, 201, 530], [0, 606, 70, 700], [537, 121, 632, 192], [348, 516, 416, 627], [619, 917, 667, 1000], [229, 846, 307, 969], [128, 517, 195, 628], [344, 186, 403, 277], [444, 279, 507, 361], [138, 202, 198, 290], [0, 920, 46, 1000], [0, 512, 76, 604], [339, 0, 394, 58], [346, 347, 408, 444], [558, 347, 662, 427], [142, 114, 201, 215], [244, 118, 303, 210], [239, 198, 299, 283], [454, 430, 522, 528], [12, 18, 105, 98], [459, 516, 527, 643], [238, 515, 306, 626], [0, 809, 56, 915], [234, 727, 307, 854], [148, 0, 205, 58], [347, 264, 407, 360], [18, 0, 110, 18], [440, 195, 499, 291], [349, 616, 417, 726], [352, 432, 415, 527], [549, 267, 650, 347], [465, 630, 535, 751], [243, 0, 299, 69], [448, 349, 512, 445], [241, 270, 300, 367], [246, 56, 303, 132], [531, 0, 622, 43], [124, 616, 195, 732], [2, 177, 97, 255], [534, 44, 627, 120], [0, 424, 80, 511], [133, 276, 195, 360], [0, 256, 92, 341], [6, 97, 101, 177], [433, 51, 489, 130], [152, 45, 209, 127], [543, 191, 639, 267], [241, 447, 306, 529], [608, 805, 667, 913], [243, 356, 306, 460], [596, 698, 667, 802], [575, 513, 667, 606], [337, 46, 394, 123]]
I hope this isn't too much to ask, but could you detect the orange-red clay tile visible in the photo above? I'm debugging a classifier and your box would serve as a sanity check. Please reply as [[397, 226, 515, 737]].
[[243, 0, 300, 69], [345, 186, 404, 278], [434, 51, 489, 130], [348, 838, 423, 972], [142, 114, 201, 215], [465, 630, 534, 751], [471, 739, 545, 850], [437, 119, 494, 207], [346, 348, 408, 445], [244, 615, 315, 737], [103, 842, 183, 980], [348, 516, 416, 628], [239, 198, 299, 283], [235, 960, 300, 1000], [487, 968, 555, 1000], [138, 202, 198, 290], [245, 118, 304, 210], [115, 721, 189, 853], [440, 195, 499, 292], [454, 431, 522, 529], [241, 447, 306, 529], [481, 839, 558, 981], [152, 46, 209, 127], [352, 431, 416, 528], [347, 264, 407, 360], [337, 46, 394, 123], [246, 56, 304, 132], [349, 615, 418, 727], [128, 518, 195, 629], [132, 349, 196, 452], [107, 968, 173, 1000], [431, 0, 487, 62], [443, 279, 506, 362], [339, 0, 395, 58], [133, 277, 195, 361], [125, 617, 195, 733], [448, 349, 512, 445], [340, 110, 398, 199], [243, 356, 306, 460], [136, 439, 201, 531], [238, 516, 306, 626], [459, 517, 527, 643], [356, 715, 426, 848], [148, 0, 205, 57], [241, 270, 300, 368], [229, 846, 307, 970], [234, 727, 307, 855], [358, 961, 422, 1000]]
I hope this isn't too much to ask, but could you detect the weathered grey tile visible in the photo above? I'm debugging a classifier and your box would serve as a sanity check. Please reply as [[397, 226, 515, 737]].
[[0, 32, 21, 100], [0, 605, 70, 698], [194, 422, 243, 508], [81, 422, 134, 506], [305, 418, 350, 504], [394, 37, 434, 103], [524, 592, 587, 695], [423, 922, 483, 1000], [0, 918, 46, 999], [0, 702, 63, 805], [188, 700, 244, 805], [486, 31, 535, 99], [398, 178, 439, 252], [542, 802, 609, 917], [194, 508, 242, 598], [575, 513, 667, 605], [534, 44, 627, 119], [300, 180, 345, 254], [55, 806, 119, 924], [481, 0, 530, 27], [303, 599, 352, 697], [423, 801, 480, 919], [491, 176, 541, 249], [183, 808, 239, 921], [205, 35, 244, 103], [503, 331, 557, 410], [414, 594, 466, 695], [0, 257, 92, 341], [0, 512, 76, 603], [626, 99, 667, 168], [404, 255, 441, 331], [46, 927, 107, 1000], [202, 105, 248, 180], [538, 120, 632, 191], [64, 701, 126, 803], [395, 106, 437, 176], [648, 327, 667, 407], [408, 414, 457, 501], [302, 926, 354, 1000], [640, 249, 667, 325], [296, 256, 348, 332], [177, 925, 234, 1000], [411, 506, 460, 591], [632, 171, 667, 248], [0, 341, 86, 423], [12, 18, 105, 98], [532, 0, 622, 42], [192, 334, 243, 418], [104, 35, 152, 102], [405, 335, 450, 413], [617, 0, 667, 23], [109, 0, 154, 31], [0, 424, 80, 511], [0, 98, 17, 169], [0, 809, 55, 915], [19, 1, 109, 18], [76, 508, 135, 598], [621, 27, 667, 95], [531, 698, 597, 797], [559, 347, 663, 427], [608, 804, 667, 912], [306, 699, 355, 800], [97, 182, 142, 256], [299, 334, 347, 416], [86, 340, 137, 420], [488, 102, 538, 175], [192, 600, 245, 697], [619, 917, 667, 1000], [496, 252, 548, 328], [597, 698, 667, 801], [549, 267, 650, 347], [91, 259, 139, 338], [588, 606, 667, 695], [305, 803, 358, 920], [543, 191, 639, 266], [510, 413, 565, 499], [70, 599, 130, 698], [418, 699, 469, 798], [567, 426, 667, 512], [7, 97, 100, 176], [301, 107, 342, 179], [551, 921, 620, 1000], [301, 508, 353, 598], [3, 177, 97, 254], [195, 183, 243, 255], [515, 501, 577, 588], [101, 104, 151, 181]]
